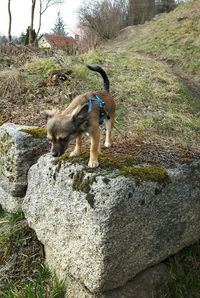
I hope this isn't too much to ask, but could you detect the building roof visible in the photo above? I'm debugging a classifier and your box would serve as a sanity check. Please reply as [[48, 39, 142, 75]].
[[42, 34, 77, 48]]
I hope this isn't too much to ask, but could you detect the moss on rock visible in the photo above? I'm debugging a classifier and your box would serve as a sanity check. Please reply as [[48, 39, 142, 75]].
[[71, 170, 96, 193], [53, 150, 171, 184], [120, 166, 171, 183], [20, 127, 47, 138]]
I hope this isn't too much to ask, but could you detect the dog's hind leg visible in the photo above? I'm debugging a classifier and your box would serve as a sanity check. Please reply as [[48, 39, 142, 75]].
[[69, 135, 82, 157], [104, 118, 112, 148], [88, 125, 100, 168]]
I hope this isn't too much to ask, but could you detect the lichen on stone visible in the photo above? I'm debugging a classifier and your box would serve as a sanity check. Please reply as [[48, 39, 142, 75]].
[[20, 127, 47, 138]]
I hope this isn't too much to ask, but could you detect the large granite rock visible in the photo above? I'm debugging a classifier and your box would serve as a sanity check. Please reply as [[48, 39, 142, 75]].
[[67, 263, 169, 298], [22, 154, 200, 297], [0, 123, 48, 211]]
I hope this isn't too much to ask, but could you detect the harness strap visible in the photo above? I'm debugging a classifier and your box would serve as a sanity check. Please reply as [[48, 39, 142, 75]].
[[87, 95, 105, 125]]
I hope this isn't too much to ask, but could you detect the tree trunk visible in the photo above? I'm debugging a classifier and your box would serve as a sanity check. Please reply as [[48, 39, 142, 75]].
[[29, 0, 36, 45], [8, 0, 12, 42], [36, 0, 42, 38], [36, 0, 64, 40]]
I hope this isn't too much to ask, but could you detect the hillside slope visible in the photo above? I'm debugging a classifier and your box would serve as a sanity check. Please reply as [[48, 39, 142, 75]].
[[0, 0, 199, 160], [109, 0, 200, 80]]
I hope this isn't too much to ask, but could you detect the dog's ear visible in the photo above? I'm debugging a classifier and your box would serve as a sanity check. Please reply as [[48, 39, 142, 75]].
[[42, 109, 57, 121], [72, 104, 90, 129]]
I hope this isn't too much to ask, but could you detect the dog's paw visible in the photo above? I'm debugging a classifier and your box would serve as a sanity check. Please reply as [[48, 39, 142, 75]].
[[69, 151, 81, 157], [104, 141, 111, 148], [88, 160, 99, 168]]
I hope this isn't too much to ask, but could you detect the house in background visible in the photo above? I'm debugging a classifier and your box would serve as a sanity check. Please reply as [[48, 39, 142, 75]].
[[38, 34, 77, 53]]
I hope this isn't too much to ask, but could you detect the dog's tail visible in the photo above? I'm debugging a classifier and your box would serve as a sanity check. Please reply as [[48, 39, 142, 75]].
[[87, 64, 110, 92]]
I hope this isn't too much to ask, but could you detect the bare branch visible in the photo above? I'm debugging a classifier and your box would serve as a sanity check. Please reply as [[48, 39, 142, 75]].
[[8, 0, 12, 42], [36, 0, 64, 38]]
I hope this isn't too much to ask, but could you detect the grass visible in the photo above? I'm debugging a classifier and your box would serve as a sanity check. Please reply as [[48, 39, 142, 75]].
[[160, 241, 200, 298], [0, 207, 66, 298], [126, 0, 200, 78], [1, 3, 200, 148], [72, 51, 200, 148], [25, 58, 61, 78]]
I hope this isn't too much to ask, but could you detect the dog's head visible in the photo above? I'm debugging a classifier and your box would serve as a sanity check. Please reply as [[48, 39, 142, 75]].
[[44, 104, 90, 157]]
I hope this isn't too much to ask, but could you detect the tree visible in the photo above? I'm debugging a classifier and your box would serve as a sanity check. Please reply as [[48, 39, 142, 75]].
[[29, 0, 36, 44], [8, 0, 12, 42], [51, 11, 68, 36], [156, 0, 176, 13], [36, 0, 64, 38], [128, 0, 155, 25], [0, 35, 8, 44], [78, 0, 128, 40], [25, 26, 36, 45], [18, 32, 26, 44]]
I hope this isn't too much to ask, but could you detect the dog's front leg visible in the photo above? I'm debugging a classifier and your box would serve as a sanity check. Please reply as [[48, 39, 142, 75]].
[[88, 126, 100, 168], [69, 135, 82, 157]]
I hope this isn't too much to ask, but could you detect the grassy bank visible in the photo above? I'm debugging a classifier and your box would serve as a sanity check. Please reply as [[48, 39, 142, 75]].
[[124, 0, 200, 79]]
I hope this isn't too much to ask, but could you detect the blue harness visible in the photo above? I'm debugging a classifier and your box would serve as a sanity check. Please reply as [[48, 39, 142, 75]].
[[88, 95, 105, 125]]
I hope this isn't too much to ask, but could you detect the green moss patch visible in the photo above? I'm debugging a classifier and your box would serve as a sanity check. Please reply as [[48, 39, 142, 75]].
[[20, 127, 47, 138], [99, 152, 171, 183], [70, 170, 97, 193], [120, 165, 170, 183], [53, 150, 170, 184]]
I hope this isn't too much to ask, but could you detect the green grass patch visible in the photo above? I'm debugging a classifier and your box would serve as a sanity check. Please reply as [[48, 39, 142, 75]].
[[0, 210, 66, 298], [127, 0, 200, 78], [25, 58, 61, 77], [73, 50, 200, 147], [161, 241, 200, 298]]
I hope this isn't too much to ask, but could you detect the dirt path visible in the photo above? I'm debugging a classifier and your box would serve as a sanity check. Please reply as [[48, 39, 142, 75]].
[[134, 50, 200, 100], [172, 66, 200, 100]]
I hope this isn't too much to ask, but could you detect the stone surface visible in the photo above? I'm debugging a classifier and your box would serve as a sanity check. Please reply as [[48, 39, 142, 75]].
[[66, 263, 169, 298], [23, 154, 200, 296], [0, 123, 48, 211]]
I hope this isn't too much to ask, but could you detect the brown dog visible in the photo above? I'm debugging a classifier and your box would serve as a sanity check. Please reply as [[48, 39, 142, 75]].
[[44, 64, 115, 168]]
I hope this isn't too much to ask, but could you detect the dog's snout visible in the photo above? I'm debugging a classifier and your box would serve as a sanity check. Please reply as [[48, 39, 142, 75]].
[[51, 151, 59, 157]]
